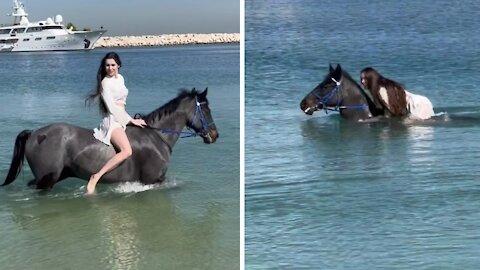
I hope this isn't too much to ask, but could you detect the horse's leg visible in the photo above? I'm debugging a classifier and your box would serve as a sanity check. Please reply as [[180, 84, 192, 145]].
[[29, 161, 63, 190], [35, 172, 61, 190], [157, 173, 166, 183], [33, 172, 70, 190], [24, 127, 68, 190], [35, 166, 74, 189], [138, 160, 167, 185], [144, 172, 167, 185], [27, 179, 37, 187]]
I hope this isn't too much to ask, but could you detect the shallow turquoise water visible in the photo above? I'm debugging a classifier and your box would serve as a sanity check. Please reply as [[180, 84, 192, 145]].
[[0, 45, 239, 269], [246, 0, 480, 269]]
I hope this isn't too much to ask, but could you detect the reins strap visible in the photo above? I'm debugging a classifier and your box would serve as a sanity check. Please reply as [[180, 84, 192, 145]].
[[314, 78, 369, 113], [137, 97, 213, 138]]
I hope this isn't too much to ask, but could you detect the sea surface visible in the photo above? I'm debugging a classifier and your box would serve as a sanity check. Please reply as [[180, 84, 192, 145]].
[[245, 0, 480, 269], [0, 44, 239, 269]]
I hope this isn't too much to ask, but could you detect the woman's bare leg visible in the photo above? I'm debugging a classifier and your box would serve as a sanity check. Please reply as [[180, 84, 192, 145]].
[[86, 128, 132, 194]]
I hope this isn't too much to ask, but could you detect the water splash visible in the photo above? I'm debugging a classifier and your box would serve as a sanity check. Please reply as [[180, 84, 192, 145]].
[[0, 177, 183, 202], [110, 177, 182, 194]]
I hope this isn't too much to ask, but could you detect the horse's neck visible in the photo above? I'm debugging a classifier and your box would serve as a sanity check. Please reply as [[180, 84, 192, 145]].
[[146, 98, 192, 143], [341, 82, 369, 106], [339, 82, 374, 119], [151, 111, 187, 130]]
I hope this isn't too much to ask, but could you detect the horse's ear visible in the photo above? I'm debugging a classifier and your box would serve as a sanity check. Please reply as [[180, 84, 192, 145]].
[[199, 87, 208, 98], [335, 64, 342, 72], [329, 64, 334, 73], [332, 64, 342, 81]]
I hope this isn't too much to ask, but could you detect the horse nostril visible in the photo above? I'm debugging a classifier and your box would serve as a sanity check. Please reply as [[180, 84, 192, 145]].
[[208, 130, 219, 141]]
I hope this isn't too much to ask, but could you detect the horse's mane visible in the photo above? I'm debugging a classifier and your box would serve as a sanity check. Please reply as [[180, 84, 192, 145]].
[[340, 70, 384, 116], [145, 89, 199, 122]]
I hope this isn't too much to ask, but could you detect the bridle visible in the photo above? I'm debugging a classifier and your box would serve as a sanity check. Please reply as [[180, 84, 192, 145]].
[[187, 96, 215, 137], [154, 96, 215, 138], [311, 77, 369, 113]]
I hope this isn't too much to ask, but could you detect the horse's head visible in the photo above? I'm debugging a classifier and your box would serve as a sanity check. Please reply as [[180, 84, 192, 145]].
[[187, 88, 219, 144], [300, 64, 345, 115]]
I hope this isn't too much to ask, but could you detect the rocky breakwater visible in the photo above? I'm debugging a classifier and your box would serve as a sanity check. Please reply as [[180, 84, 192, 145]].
[[94, 33, 240, 48]]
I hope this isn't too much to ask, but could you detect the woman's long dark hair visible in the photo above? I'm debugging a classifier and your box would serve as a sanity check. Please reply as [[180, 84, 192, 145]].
[[360, 67, 407, 116], [85, 52, 122, 115]]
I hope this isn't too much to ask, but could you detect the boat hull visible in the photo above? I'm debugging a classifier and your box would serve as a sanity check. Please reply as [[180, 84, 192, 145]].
[[1, 30, 106, 52]]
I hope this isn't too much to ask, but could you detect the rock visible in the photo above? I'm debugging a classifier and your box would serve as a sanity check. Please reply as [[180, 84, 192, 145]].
[[94, 33, 240, 48]]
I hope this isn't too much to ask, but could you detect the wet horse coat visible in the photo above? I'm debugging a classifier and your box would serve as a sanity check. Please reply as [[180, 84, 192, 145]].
[[300, 64, 383, 121], [2, 89, 218, 190], [300, 64, 434, 120]]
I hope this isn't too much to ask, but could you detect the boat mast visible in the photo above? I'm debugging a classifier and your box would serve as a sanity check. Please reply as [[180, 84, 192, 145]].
[[10, 0, 29, 25]]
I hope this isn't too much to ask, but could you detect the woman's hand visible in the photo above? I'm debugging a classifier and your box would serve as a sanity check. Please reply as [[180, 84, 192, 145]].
[[130, 118, 147, 128]]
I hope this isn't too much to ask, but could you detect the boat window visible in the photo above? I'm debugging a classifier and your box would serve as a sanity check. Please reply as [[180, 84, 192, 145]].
[[43, 26, 63, 30], [35, 37, 42, 41], [23, 38, 29, 41], [26, 27, 43, 33], [46, 36, 55, 40], [0, 29, 12, 34], [14, 28, 26, 33], [1, 39, 19, 44]]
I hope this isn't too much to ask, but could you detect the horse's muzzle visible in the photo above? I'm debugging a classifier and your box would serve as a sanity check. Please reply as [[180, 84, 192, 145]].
[[300, 99, 319, 115], [202, 129, 218, 144], [303, 106, 315, 115]]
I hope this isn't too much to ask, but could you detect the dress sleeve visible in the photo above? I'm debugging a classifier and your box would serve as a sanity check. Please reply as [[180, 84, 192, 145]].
[[377, 86, 394, 114], [101, 81, 132, 126]]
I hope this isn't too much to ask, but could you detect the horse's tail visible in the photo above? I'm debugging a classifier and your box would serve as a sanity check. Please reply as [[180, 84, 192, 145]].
[[2, 130, 32, 186]]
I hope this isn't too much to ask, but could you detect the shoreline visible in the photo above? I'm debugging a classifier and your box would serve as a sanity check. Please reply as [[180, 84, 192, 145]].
[[94, 33, 240, 48]]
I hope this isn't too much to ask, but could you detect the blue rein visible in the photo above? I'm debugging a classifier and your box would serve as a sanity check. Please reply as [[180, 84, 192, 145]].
[[312, 78, 369, 114], [140, 96, 215, 138], [161, 96, 214, 138]]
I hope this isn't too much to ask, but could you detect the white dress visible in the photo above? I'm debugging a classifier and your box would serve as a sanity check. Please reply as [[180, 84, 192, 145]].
[[93, 74, 132, 145], [405, 90, 434, 120], [378, 87, 434, 120]]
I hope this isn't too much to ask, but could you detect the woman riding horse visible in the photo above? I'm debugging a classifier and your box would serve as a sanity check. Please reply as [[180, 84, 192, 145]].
[[2, 88, 218, 190]]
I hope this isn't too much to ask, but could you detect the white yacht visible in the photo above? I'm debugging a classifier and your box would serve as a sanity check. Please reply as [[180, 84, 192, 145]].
[[0, 0, 106, 52]]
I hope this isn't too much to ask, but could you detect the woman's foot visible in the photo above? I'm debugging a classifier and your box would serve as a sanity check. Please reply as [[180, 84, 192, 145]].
[[86, 174, 100, 194]]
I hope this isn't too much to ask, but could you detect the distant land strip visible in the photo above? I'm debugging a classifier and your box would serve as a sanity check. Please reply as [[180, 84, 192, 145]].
[[94, 33, 240, 48]]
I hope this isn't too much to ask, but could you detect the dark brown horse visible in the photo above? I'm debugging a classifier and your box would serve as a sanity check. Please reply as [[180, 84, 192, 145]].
[[300, 64, 383, 121], [2, 88, 218, 190]]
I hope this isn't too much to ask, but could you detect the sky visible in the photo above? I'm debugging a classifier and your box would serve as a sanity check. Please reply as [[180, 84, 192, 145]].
[[0, 0, 240, 36]]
